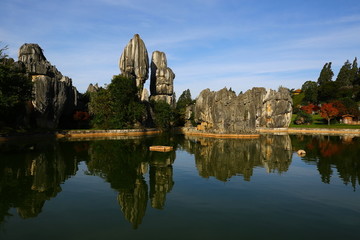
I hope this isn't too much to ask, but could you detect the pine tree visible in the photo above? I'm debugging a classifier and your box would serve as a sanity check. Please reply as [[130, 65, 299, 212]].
[[350, 57, 358, 85], [336, 60, 352, 86], [317, 62, 334, 86], [301, 80, 318, 104]]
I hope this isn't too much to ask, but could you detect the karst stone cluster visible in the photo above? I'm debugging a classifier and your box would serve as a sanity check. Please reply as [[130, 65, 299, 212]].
[[15, 34, 292, 132], [119, 34, 176, 106], [192, 87, 292, 133]]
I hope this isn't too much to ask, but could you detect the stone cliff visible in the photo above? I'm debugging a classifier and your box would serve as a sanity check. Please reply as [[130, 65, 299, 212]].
[[193, 87, 292, 133], [150, 51, 176, 106], [18, 43, 79, 129]]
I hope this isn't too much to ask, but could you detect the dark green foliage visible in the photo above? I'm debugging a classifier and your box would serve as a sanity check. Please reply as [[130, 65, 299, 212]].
[[89, 75, 146, 129], [152, 100, 174, 129], [336, 60, 353, 86], [301, 81, 318, 104], [175, 89, 194, 126], [339, 97, 360, 118], [0, 46, 32, 128], [294, 110, 313, 125], [176, 89, 192, 110], [318, 81, 338, 102], [292, 92, 305, 112], [317, 62, 334, 86], [89, 88, 113, 129]]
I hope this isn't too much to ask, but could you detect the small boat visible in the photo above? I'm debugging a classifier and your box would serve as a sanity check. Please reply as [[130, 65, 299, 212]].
[[149, 146, 173, 152]]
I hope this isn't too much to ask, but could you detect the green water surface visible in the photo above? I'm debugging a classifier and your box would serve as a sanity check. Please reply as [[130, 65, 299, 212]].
[[0, 134, 359, 240]]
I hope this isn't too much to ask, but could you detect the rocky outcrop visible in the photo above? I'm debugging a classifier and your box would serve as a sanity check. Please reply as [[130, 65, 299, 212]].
[[18, 43, 78, 129], [86, 83, 100, 93], [194, 87, 292, 134], [119, 34, 149, 96], [252, 87, 292, 128], [150, 51, 175, 106]]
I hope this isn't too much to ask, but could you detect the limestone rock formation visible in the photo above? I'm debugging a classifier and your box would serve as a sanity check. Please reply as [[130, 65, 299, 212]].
[[86, 83, 100, 93], [140, 88, 149, 102], [18, 43, 79, 128], [194, 87, 292, 134], [119, 34, 149, 96], [252, 87, 293, 128], [150, 51, 175, 106]]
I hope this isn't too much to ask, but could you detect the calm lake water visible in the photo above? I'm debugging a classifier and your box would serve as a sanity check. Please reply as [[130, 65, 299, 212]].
[[0, 134, 360, 240]]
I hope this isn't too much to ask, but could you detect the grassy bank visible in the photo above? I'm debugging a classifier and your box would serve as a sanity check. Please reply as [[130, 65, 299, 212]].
[[289, 114, 360, 129]]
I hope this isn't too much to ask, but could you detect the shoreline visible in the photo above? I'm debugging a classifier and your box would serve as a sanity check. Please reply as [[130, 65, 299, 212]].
[[0, 128, 161, 142], [180, 128, 260, 139], [56, 128, 161, 139], [2, 127, 360, 142], [258, 127, 360, 136]]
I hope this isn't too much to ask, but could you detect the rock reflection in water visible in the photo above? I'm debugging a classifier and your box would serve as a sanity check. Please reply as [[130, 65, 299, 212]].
[[0, 141, 83, 223], [86, 137, 176, 228], [182, 135, 292, 181], [149, 151, 175, 209]]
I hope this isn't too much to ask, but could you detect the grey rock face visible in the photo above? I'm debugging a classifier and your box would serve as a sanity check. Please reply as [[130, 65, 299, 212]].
[[194, 87, 292, 133], [18, 44, 62, 79], [252, 87, 293, 128], [18, 43, 78, 128], [150, 51, 175, 106], [119, 34, 149, 96]]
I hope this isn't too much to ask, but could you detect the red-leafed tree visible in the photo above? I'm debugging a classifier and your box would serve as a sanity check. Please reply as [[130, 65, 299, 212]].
[[331, 100, 347, 117], [301, 103, 318, 114], [320, 103, 339, 125]]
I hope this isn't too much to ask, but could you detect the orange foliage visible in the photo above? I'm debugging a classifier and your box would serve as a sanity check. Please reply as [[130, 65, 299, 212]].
[[301, 103, 319, 114], [320, 103, 339, 124]]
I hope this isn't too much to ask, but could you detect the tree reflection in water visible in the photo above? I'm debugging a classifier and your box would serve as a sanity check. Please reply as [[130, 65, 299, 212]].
[[85, 135, 176, 229], [291, 135, 360, 190], [1, 133, 360, 229]]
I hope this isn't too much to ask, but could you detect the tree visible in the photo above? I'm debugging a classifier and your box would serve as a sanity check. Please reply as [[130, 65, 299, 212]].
[[318, 81, 338, 103], [175, 89, 193, 126], [330, 100, 346, 117], [350, 57, 358, 85], [176, 89, 192, 110], [317, 62, 334, 86], [301, 103, 318, 114], [88, 88, 113, 129], [152, 100, 174, 129], [88, 75, 146, 129], [294, 110, 313, 125], [0, 45, 32, 128], [108, 75, 145, 128], [301, 81, 318, 104], [336, 60, 352, 86], [320, 103, 339, 125]]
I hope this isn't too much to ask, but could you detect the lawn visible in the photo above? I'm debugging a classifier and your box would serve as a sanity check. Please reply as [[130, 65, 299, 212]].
[[289, 114, 360, 129]]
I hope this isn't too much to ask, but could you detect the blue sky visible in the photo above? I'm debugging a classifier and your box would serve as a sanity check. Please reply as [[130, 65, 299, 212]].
[[1, 0, 360, 98]]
